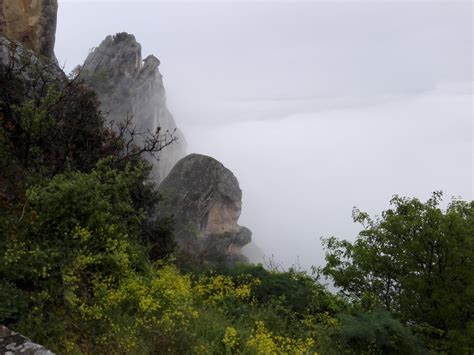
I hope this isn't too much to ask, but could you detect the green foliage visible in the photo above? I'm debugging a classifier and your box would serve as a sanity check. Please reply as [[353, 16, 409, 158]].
[[216, 263, 346, 317], [0, 280, 28, 324], [1, 81, 118, 182], [1, 42, 468, 355], [322, 192, 474, 353], [338, 310, 425, 354], [0, 160, 146, 344], [0, 59, 125, 214]]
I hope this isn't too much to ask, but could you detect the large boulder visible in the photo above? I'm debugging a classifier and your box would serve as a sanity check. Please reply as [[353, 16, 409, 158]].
[[0, 0, 58, 63], [0, 326, 54, 354], [158, 154, 252, 264], [81, 32, 186, 182]]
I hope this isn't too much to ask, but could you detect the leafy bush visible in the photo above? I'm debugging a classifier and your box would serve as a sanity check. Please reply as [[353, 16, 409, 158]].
[[338, 310, 425, 354], [214, 263, 345, 317], [322, 193, 474, 352]]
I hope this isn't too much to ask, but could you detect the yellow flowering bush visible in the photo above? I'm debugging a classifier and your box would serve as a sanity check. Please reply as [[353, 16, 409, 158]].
[[69, 265, 198, 353], [245, 321, 316, 355], [195, 274, 257, 305], [223, 326, 239, 352]]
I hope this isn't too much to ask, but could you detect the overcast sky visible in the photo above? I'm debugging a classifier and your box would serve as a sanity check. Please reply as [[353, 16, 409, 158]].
[[56, 1, 473, 269], [58, 1, 472, 100]]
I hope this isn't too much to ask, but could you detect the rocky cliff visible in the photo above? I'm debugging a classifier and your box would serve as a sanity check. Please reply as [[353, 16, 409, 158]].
[[158, 154, 252, 263], [0, 34, 64, 93], [0, 0, 58, 62], [0, 3, 249, 263], [81, 33, 186, 182]]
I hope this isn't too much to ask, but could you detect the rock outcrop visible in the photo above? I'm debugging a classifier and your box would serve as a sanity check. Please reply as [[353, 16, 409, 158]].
[[0, 326, 54, 354], [158, 154, 252, 263], [0, 0, 58, 62], [81, 33, 186, 182], [0, 35, 65, 101]]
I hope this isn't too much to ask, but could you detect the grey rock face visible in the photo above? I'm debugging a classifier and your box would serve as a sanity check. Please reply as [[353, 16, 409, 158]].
[[0, 35, 65, 97], [0, 0, 58, 63], [81, 32, 186, 182], [158, 154, 252, 263], [0, 326, 54, 355]]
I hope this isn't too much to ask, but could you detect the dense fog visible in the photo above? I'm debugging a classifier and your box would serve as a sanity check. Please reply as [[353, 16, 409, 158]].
[[56, 1, 473, 269]]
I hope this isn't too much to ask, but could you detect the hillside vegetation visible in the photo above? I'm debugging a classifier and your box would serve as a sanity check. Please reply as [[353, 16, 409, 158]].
[[0, 49, 472, 355]]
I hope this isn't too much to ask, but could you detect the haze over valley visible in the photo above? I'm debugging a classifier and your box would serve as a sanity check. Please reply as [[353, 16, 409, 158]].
[[56, 1, 472, 268], [1, 1, 473, 353]]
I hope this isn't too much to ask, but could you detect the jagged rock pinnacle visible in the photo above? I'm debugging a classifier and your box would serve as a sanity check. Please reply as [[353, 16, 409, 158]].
[[81, 32, 186, 182]]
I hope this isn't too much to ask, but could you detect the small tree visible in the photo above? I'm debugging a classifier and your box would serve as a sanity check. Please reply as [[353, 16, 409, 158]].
[[0, 42, 179, 347], [0, 40, 176, 205], [322, 192, 474, 353]]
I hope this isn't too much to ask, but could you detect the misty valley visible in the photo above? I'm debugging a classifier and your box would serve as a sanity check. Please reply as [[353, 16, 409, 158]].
[[0, 1, 472, 354]]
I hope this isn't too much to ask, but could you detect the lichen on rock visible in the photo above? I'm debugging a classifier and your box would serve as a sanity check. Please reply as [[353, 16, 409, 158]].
[[0, 326, 54, 355]]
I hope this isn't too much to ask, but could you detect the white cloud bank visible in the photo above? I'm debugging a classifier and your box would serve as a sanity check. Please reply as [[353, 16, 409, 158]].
[[55, 1, 473, 269], [181, 83, 472, 268]]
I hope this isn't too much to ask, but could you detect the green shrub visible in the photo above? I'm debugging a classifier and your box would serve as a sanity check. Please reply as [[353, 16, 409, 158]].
[[322, 193, 474, 352], [338, 310, 426, 354]]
